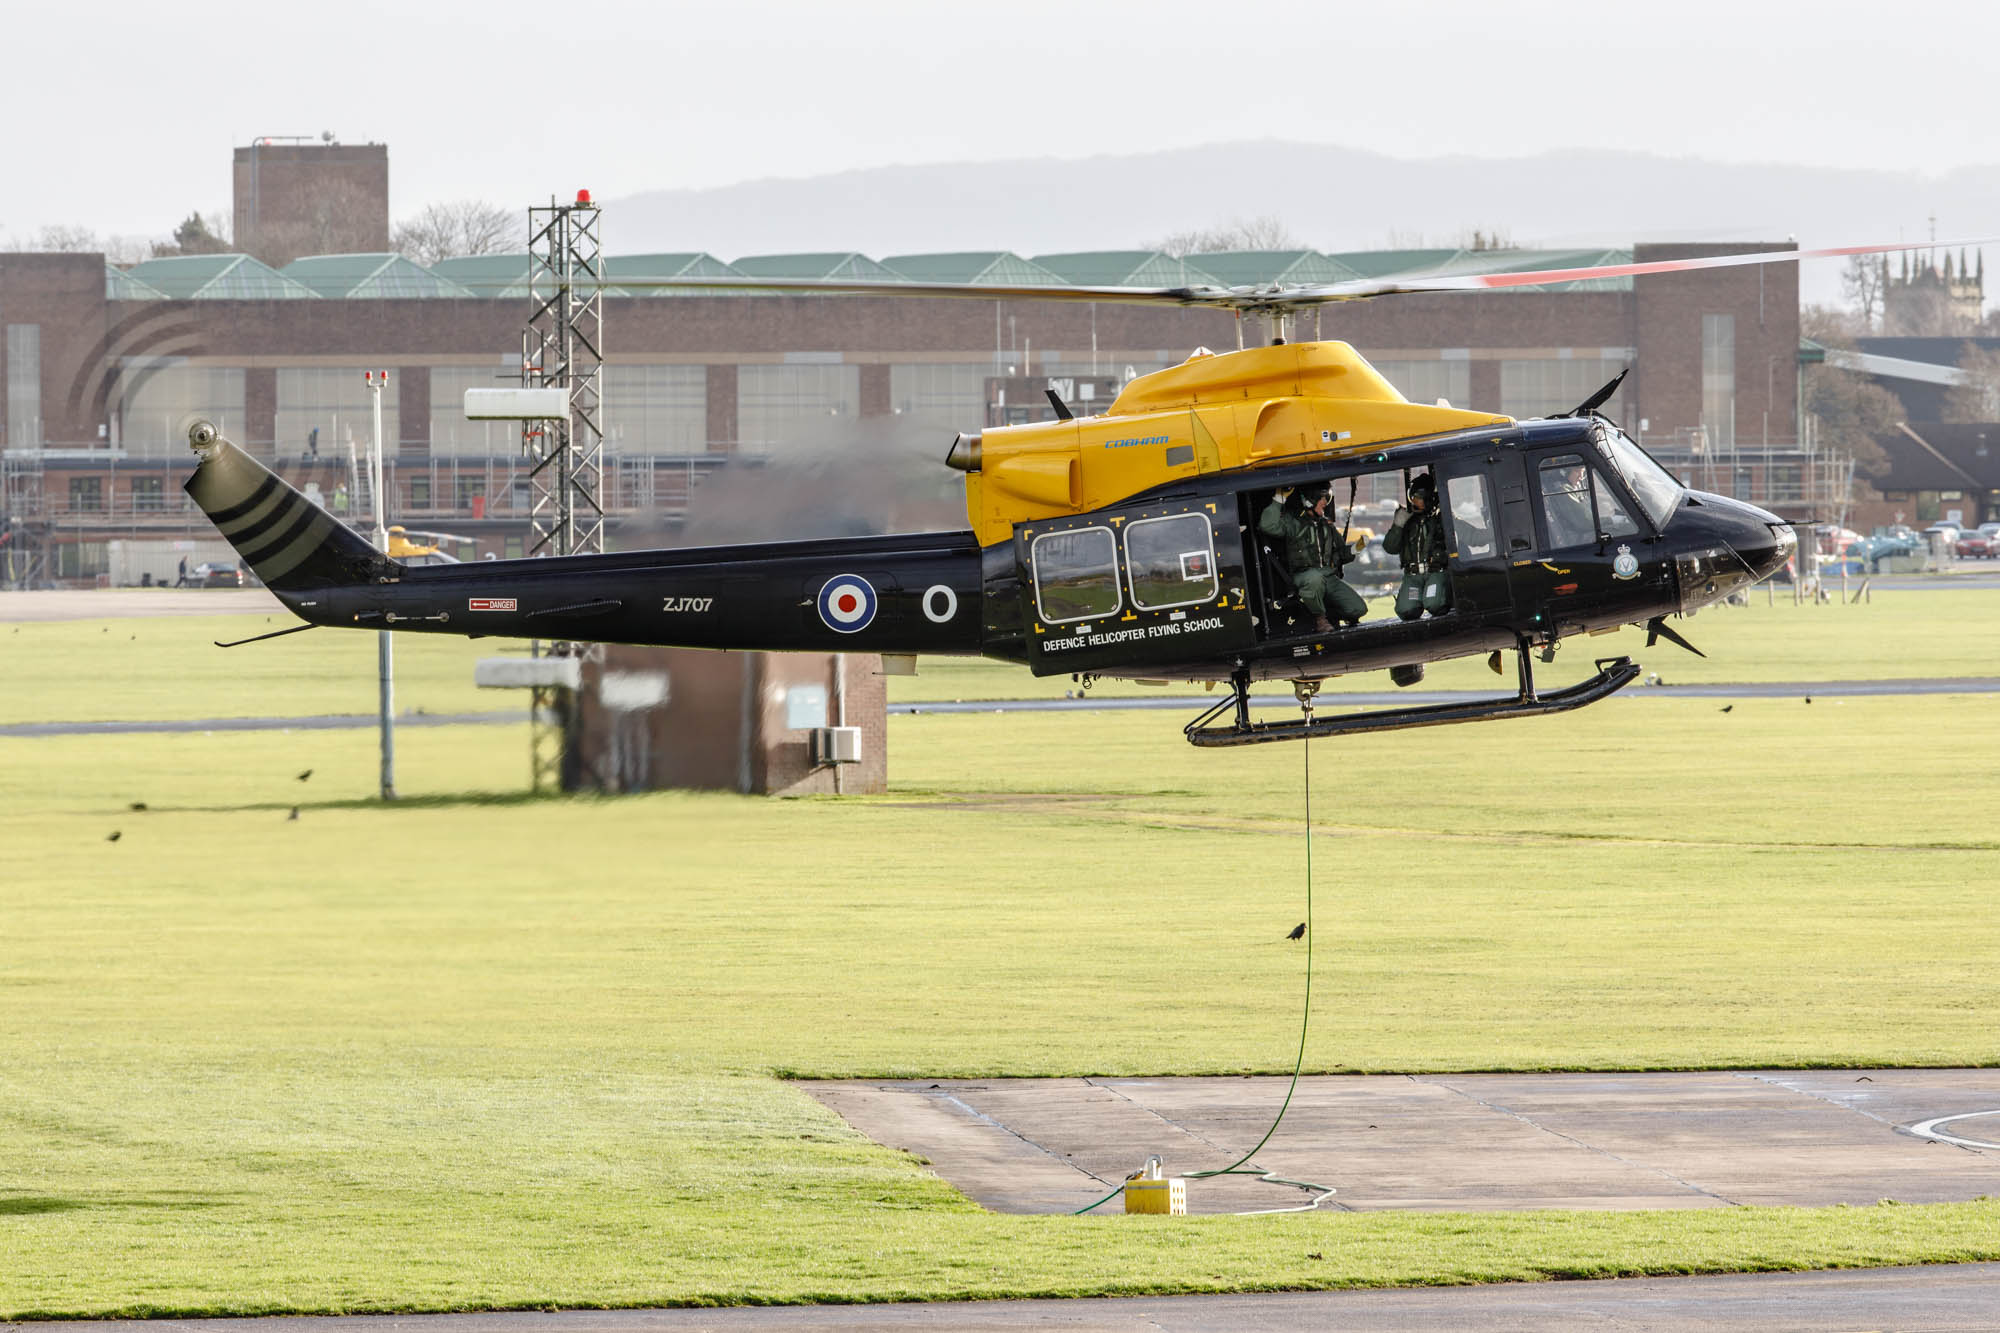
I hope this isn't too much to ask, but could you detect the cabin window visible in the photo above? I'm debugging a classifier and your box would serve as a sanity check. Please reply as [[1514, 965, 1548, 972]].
[[1538, 453, 1637, 549], [1124, 514, 1219, 611], [1444, 475, 1497, 561], [1031, 527, 1121, 623]]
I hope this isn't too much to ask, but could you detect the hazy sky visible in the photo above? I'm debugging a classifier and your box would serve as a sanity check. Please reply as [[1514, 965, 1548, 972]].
[[6, 0, 1998, 245]]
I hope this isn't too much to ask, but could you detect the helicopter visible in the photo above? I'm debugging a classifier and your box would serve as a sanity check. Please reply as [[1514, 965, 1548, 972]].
[[383, 526, 474, 566], [180, 240, 1942, 747]]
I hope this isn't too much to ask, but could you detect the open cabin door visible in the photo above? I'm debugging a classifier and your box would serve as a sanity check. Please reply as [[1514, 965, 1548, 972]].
[[1018, 499, 1254, 677]]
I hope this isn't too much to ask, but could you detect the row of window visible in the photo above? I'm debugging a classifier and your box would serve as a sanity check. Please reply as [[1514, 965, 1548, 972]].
[[1026, 438, 1685, 631], [1032, 513, 1219, 623]]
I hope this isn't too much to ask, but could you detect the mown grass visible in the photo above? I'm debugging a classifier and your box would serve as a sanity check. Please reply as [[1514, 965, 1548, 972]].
[[3, 611, 2000, 1314], [0, 614, 528, 725]]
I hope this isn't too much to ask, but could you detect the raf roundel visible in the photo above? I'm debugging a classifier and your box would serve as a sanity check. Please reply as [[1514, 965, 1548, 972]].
[[817, 574, 878, 633]]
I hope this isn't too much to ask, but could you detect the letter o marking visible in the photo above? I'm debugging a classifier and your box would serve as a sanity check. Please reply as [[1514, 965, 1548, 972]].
[[922, 584, 958, 624]]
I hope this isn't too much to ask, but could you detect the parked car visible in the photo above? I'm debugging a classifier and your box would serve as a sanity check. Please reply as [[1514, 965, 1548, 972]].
[[1955, 532, 1994, 559], [191, 561, 246, 587]]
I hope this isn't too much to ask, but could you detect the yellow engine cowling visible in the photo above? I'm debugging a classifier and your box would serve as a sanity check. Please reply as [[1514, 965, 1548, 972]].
[[958, 341, 1509, 547]]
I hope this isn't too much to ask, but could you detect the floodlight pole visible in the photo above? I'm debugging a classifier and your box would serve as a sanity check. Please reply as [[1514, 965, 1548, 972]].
[[367, 370, 397, 801]]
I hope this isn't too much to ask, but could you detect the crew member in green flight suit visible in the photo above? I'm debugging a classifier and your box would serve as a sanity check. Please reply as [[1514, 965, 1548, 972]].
[[1260, 484, 1366, 633], [1383, 471, 1451, 620]]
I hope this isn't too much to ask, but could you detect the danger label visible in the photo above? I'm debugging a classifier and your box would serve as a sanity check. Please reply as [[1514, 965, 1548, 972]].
[[468, 598, 518, 612]]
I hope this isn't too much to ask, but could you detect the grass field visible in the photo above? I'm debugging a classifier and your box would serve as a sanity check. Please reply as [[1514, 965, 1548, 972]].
[[3, 598, 2000, 1314]]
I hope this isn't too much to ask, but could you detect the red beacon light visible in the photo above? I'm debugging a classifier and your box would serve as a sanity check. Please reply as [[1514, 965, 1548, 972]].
[[576, 188, 592, 206]]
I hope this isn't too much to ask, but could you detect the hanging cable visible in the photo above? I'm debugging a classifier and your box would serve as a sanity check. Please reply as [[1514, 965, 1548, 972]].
[[1074, 691, 1336, 1215]]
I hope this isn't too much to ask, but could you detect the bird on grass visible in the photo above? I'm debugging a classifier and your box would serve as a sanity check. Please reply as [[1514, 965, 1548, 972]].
[[1804, 697, 1812, 705], [1720, 705, 1733, 714], [1286, 922, 1306, 941], [129, 801, 147, 811], [296, 769, 313, 782], [106, 831, 121, 842]]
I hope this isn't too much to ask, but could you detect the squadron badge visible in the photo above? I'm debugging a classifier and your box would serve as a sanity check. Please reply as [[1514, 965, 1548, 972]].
[[1612, 545, 1640, 580]]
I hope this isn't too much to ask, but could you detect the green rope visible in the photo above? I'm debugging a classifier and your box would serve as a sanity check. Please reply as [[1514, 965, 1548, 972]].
[[1075, 714, 1334, 1215]]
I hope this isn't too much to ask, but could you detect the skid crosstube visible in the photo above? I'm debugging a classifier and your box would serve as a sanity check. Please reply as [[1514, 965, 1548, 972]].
[[1185, 656, 1641, 748]]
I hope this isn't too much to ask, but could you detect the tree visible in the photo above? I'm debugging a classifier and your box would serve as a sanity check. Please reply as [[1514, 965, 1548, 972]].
[[392, 200, 516, 266], [1839, 254, 1886, 332], [1799, 307, 1900, 478], [1942, 343, 2000, 422], [151, 212, 231, 258], [14, 223, 101, 252], [1147, 214, 1301, 257]]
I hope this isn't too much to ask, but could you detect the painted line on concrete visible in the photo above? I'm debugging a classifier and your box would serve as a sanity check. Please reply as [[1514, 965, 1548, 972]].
[[1908, 1110, 2000, 1151]]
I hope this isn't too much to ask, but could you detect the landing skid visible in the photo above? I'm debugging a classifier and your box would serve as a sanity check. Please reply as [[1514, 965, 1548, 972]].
[[1184, 649, 1642, 748]]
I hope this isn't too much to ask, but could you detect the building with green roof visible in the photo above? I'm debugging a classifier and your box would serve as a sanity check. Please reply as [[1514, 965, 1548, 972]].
[[1325, 249, 1466, 280], [880, 252, 1066, 286], [730, 253, 906, 283], [125, 254, 319, 300], [283, 253, 475, 299], [1186, 250, 1361, 287], [1032, 251, 1223, 288], [1425, 248, 1635, 292], [605, 253, 740, 296], [104, 264, 166, 302], [429, 254, 535, 299]]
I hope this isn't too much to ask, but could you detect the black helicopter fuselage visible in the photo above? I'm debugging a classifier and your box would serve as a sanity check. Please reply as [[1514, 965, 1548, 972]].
[[185, 414, 1791, 695]]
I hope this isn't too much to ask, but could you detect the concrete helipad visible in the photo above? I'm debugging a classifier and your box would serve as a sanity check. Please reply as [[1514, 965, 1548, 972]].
[[808, 1070, 2000, 1214]]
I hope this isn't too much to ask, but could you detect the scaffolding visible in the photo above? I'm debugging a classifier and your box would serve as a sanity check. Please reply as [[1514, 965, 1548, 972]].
[[519, 193, 606, 791], [521, 194, 606, 558], [1, 453, 50, 588]]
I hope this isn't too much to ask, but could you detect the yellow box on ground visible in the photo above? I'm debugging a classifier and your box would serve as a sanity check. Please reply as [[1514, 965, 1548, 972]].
[[1124, 1176, 1187, 1215]]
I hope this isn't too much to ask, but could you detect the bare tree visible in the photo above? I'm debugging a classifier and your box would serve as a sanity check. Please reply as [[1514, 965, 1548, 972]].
[[6, 223, 103, 252], [1943, 343, 2000, 422], [1147, 215, 1302, 257], [1800, 307, 1900, 477], [393, 200, 517, 266], [1840, 254, 1886, 332]]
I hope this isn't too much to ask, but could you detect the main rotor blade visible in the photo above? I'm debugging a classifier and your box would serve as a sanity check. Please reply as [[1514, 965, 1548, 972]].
[[573, 275, 1229, 307], [1345, 238, 1999, 297], [585, 238, 1996, 314]]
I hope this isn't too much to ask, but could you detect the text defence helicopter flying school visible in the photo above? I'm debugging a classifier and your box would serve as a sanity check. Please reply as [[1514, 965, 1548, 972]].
[[180, 241, 1936, 747]]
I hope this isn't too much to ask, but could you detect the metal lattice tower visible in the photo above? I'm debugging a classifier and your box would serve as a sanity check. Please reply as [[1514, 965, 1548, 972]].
[[522, 194, 606, 558], [520, 193, 605, 791]]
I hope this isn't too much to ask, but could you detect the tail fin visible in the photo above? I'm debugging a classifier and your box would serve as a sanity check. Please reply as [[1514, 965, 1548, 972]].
[[183, 421, 390, 592]]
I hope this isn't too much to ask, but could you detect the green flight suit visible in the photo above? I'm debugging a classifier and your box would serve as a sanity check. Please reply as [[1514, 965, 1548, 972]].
[[1259, 497, 1366, 624], [1384, 502, 1451, 620]]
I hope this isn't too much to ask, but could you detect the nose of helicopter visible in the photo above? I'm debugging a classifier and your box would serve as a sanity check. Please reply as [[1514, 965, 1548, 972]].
[[1724, 498, 1796, 582], [1669, 494, 1797, 611]]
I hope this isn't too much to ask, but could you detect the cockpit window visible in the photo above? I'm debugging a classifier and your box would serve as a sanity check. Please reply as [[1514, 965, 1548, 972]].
[[1594, 423, 1683, 529], [1539, 453, 1638, 548]]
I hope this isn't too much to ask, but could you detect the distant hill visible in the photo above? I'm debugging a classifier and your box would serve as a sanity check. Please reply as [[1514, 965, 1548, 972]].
[[604, 141, 2000, 309]]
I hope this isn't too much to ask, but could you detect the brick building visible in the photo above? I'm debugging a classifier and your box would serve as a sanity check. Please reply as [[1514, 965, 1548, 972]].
[[233, 139, 391, 268], [0, 238, 1802, 585]]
